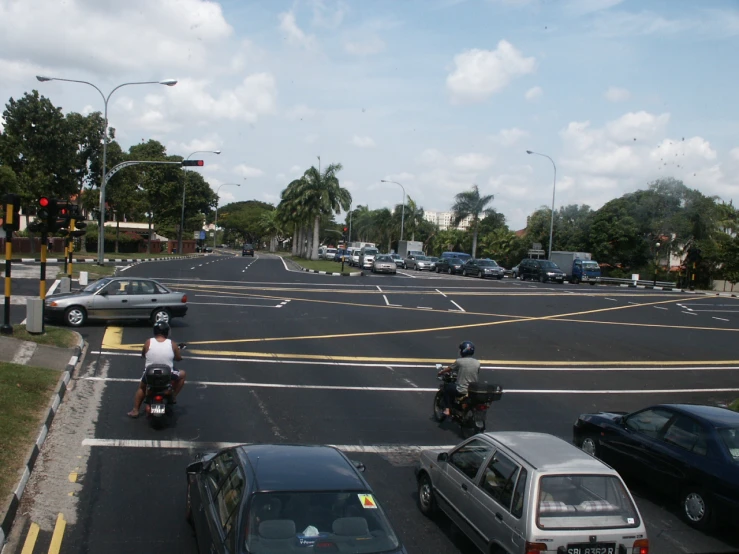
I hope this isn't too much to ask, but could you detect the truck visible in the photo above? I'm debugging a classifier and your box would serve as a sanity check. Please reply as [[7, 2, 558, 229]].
[[348, 241, 375, 250], [550, 251, 601, 284], [397, 240, 424, 259]]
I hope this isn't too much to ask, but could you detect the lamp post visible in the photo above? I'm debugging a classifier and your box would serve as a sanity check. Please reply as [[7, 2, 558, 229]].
[[654, 241, 661, 286], [380, 180, 406, 243], [526, 150, 557, 260], [36, 75, 177, 264], [180, 150, 220, 254], [213, 183, 241, 250]]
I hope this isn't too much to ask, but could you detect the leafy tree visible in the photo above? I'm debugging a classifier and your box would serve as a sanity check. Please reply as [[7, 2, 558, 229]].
[[219, 200, 274, 245], [451, 185, 494, 257]]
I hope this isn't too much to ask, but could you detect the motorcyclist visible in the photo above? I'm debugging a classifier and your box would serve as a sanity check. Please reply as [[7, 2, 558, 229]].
[[438, 340, 480, 418], [127, 321, 184, 418]]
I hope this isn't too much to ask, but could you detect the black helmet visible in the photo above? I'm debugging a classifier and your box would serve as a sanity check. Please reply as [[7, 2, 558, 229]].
[[153, 321, 170, 338], [459, 340, 475, 357]]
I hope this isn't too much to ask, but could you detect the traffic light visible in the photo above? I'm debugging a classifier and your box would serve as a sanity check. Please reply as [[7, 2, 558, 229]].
[[342, 226, 348, 241], [38, 196, 58, 232], [181, 160, 204, 167], [2, 194, 21, 232], [56, 200, 73, 231], [71, 220, 87, 238]]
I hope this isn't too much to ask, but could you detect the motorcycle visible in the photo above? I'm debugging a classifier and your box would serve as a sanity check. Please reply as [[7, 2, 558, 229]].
[[144, 343, 186, 428], [433, 363, 503, 438]]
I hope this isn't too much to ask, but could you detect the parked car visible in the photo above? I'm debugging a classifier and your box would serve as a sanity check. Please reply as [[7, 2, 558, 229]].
[[389, 253, 404, 268], [404, 254, 433, 270], [417, 432, 647, 554], [436, 256, 465, 275], [518, 258, 565, 283], [186, 444, 407, 553], [440, 251, 472, 263], [462, 258, 505, 279], [574, 403, 739, 529], [372, 255, 397, 275], [359, 246, 379, 270], [44, 277, 188, 327], [427, 256, 440, 271], [242, 243, 254, 256], [510, 264, 519, 278], [204, 246, 213, 253], [324, 247, 338, 260]]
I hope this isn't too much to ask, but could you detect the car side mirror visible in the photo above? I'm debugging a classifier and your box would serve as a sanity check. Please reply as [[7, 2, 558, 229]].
[[437, 452, 448, 463], [99, 289, 108, 296], [350, 459, 366, 472], [186, 460, 204, 475]]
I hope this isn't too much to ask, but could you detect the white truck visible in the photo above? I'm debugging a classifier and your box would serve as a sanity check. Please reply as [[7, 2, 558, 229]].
[[397, 240, 424, 259], [550, 251, 601, 284]]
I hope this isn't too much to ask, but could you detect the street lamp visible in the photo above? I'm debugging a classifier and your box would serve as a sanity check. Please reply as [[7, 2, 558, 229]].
[[526, 150, 557, 260], [380, 180, 406, 243], [213, 183, 241, 250], [36, 75, 177, 264], [654, 241, 661, 286], [180, 150, 221, 254]]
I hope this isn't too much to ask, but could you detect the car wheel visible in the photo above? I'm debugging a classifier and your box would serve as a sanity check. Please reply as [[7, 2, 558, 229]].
[[539, 275, 546, 283], [151, 308, 171, 325], [433, 391, 445, 422], [681, 488, 714, 530], [185, 480, 194, 527], [497, 275, 503, 280], [571, 277, 579, 285], [64, 306, 86, 327], [447, 268, 452, 275], [403, 263, 407, 269], [579, 436, 599, 457], [478, 272, 484, 279], [462, 269, 468, 277], [418, 474, 437, 517]]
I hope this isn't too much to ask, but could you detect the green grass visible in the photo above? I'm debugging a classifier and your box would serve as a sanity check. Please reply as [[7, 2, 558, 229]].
[[283, 256, 353, 273], [57, 263, 116, 280], [0, 362, 60, 502], [729, 398, 739, 412], [12, 325, 78, 348]]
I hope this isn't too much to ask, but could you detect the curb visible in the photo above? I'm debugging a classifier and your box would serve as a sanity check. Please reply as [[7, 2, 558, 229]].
[[15, 255, 195, 264], [0, 332, 85, 546], [679, 289, 738, 297], [299, 267, 363, 277], [616, 283, 676, 291]]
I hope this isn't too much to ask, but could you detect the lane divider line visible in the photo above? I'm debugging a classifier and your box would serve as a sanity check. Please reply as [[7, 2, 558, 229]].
[[450, 300, 465, 312], [20, 522, 39, 554], [48, 513, 66, 554], [713, 317, 730, 322], [436, 289, 447, 298]]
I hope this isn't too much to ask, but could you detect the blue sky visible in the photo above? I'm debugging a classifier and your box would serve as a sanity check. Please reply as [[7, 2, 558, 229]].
[[1, 0, 738, 228]]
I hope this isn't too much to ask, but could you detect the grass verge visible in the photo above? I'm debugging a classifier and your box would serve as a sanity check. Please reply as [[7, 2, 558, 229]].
[[11, 325, 78, 348], [0, 362, 60, 502], [283, 256, 354, 273], [729, 398, 739, 412], [15, 252, 198, 261], [57, 263, 116, 280]]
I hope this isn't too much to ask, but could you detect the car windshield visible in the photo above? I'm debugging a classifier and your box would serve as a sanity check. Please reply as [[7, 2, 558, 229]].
[[244, 244, 253, 249], [363, 249, 378, 255], [415, 255, 428, 261], [718, 427, 739, 459], [428, 257, 438, 262], [82, 278, 112, 293], [476, 260, 497, 267], [245, 491, 400, 553], [582, 261, 599, 269], [540, 261, 558, 269], [537, 474, 640, 530], [376, 256, 391, 262]]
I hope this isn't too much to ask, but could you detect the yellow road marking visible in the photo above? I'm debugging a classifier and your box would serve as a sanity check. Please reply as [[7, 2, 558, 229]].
[[68, 471, 78, 483], [102, 326, 124, 350], [560, 318, 739, 333], [21, 522, 39, 554], [48, 513, 66, 554]]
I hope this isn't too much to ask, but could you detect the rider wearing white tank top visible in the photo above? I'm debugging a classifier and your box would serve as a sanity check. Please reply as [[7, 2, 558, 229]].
[[145, 338, 175, 368]]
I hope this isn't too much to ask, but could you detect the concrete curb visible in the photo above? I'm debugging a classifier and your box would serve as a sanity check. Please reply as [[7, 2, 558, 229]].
[[299, 267, 363, 277], [15, 255, 196, 264], [0, 332, 85, 546], [679, 289, 738, 297]]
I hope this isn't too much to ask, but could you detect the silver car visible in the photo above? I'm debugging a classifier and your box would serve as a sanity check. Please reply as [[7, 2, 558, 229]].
[[371, 255, 397, 275], [44, 277, 188, 327], [416, 432, 648, 554], [404, 254, 432, 270]]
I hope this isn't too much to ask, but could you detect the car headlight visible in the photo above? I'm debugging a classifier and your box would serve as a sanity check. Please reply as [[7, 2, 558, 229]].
[[547, 272, 556, 276]]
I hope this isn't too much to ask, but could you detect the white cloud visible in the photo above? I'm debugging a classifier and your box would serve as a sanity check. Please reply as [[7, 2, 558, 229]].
[[304, 134, 320, 144], [275, 173, 286, 182], [278, 11, 316, 49], [345, 36, 386, 55], [417, 148, 448, 166], [605, 111, 669, 142], [312, 0, 347, 28], [604, 86, 631, 102], [492, 127, 529, 146], [383, 172, 415, 182], [446, 41, 536, 104], [285, 104, 317, 120], [525, 86, 543, 101], [453, 153, 494, 171], [350, 135, 376, 148], [565, 0, 624, 16], [234, 164, 264, 178], [730, 147, 739, 161], [168, 136, 223, 156], [289, 165, 302, 174]]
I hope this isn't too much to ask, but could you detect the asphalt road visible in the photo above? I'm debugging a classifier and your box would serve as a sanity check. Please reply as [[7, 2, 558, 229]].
[[9, 252, 739, 554]]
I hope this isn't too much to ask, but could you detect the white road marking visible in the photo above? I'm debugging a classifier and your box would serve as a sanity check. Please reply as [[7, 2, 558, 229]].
[[435, 289, 447, 298], [188, 302, 282, 308], [417, 306, 433, 310], [713, 317, 730, 322], [12, 341, 37, 365], [376, 285, 383, 293], [382, 294, 390, 306], [47, 279, 60, 296], [81, 438, 456, 452], [682, 311, 698, 316], [80, 376, 739, 395], [682, 310, 739, 313], [397, 271, 416, 279], [249, 389, 285, 439], [279, 256, 289, 271], [628, 302, 639, 305], [654, 306, 668, 310], [403, 378, 418, 388], [450, 300, 465, 312], [605, 298, 617, 302], [191, 267, 196, 270]]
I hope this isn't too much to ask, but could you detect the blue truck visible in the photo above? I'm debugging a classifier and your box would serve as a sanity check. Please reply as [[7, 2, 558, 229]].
[[550, 251, 601, 284]]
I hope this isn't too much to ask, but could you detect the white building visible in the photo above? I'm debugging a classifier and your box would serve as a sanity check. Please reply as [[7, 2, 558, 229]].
[[424, 211, 473, 231]]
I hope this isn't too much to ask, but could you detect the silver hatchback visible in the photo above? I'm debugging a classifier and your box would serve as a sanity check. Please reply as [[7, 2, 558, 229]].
[[416, 432, 648, 554]]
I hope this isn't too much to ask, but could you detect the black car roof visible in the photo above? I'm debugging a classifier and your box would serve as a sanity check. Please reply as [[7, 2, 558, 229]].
[[239, 444, 367, 492], [661, 404, 739, 427]]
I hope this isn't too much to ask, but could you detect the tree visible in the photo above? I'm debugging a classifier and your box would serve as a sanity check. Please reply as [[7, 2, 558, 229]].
[[451, 185, 494, 257], [219, 200, 274, 245]]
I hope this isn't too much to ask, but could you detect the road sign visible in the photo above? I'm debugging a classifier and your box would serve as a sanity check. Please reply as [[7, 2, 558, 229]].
[[193, 231, 200, 239], [528, 249, 545, 257], [199, 230, 206, 240]]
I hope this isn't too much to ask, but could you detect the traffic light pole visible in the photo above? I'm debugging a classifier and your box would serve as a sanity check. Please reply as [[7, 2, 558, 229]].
[[1, 195, 19, 335], [67, 219, 75, 279], [39, 234, 47, 333]]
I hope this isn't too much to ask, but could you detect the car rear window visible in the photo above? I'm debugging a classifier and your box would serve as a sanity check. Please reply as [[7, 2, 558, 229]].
[[245, 491, 400, 553], [537, 475, 639, 530], [244, 244, 253, 249], [718, 427, 739, 459]]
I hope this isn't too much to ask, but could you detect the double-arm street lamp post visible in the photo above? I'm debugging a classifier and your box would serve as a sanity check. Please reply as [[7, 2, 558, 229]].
[[180, 150, 220, 254], [380, 180, 406, 245], [36, 75, 178, 264], [213, 183, 241, 250], [526, 150, 557, 260]]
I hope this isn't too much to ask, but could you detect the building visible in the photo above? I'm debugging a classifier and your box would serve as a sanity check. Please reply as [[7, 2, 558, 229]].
[[424, 211, 473, 231]]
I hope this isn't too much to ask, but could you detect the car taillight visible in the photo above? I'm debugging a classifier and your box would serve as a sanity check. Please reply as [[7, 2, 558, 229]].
[[154, 395, 163, 402], [525, 542, 547, 554], [633, 539, 649, 554], [475, 404, 488, 411], [181, 294, 187, 303]]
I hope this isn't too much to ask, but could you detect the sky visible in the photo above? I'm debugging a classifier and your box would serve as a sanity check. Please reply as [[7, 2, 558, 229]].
[[1, 0, 738, 229]]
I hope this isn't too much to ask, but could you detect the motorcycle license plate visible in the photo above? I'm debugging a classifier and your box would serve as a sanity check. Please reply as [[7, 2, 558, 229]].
[[567, 543, 616, 554], [151, 404, 165, 415]]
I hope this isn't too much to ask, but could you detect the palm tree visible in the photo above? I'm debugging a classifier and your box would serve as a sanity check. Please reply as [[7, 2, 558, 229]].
[[296, 163, 352, 260], [259, 210, 282, 252], [451, 185, 494, 258], [400, 196, 424, 241]]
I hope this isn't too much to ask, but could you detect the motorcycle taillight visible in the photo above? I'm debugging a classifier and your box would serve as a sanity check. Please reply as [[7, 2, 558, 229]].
[[475, 404, 489, 411], [154, 395, 163, 402]]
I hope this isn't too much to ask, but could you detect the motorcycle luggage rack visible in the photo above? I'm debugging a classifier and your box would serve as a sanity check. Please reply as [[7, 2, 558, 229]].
[[468, 383, 503, 403], [145, 364, 173, 388]]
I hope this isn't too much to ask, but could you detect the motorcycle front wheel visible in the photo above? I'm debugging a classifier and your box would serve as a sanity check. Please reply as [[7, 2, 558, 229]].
[[433, 391, 445, 422]]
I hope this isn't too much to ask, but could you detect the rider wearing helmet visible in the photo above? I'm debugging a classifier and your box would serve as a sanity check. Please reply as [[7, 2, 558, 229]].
[[127, 321, 185, 418], [438, 340, 481, 418]]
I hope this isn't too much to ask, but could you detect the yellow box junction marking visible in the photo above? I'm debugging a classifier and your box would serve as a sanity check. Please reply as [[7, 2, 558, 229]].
[[48, 513, 66, 554], [20, 522, 40, 554]]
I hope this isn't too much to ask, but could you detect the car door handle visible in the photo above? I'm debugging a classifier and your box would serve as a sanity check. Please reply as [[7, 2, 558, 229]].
[[121, 299, 127, 303], [461, 483, 468, 491], [495, 512, 503, 521], [151, 299, 157, 302]]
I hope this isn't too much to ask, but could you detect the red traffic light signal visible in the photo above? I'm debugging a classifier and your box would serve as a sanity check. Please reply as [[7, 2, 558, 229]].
[[181, 160, 204, 167], [39, 197, 50, 207], [343, 227, 348, 232]]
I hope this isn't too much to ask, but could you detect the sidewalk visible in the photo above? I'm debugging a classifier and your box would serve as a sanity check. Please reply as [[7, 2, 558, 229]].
[[0, 336, 78, 371]]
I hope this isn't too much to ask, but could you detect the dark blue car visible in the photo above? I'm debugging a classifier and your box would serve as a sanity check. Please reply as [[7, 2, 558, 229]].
[[573, 403, 739, 530], [186, 444, 407, 553]]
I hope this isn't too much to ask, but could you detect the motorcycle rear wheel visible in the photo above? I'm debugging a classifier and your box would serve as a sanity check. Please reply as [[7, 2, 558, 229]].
[[433, 391, 445, 422]]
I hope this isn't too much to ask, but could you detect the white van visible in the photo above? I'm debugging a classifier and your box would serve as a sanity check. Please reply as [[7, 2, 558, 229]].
[[325, 247, 338, 261], [318, 246, 327, 259], [359, 246, 379, 270]]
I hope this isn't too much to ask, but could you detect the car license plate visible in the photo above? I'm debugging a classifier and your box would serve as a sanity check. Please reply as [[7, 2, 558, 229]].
[[582, 275, 589, 281], [151, 404, 165, 415], [566, 543, 616, 554]]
